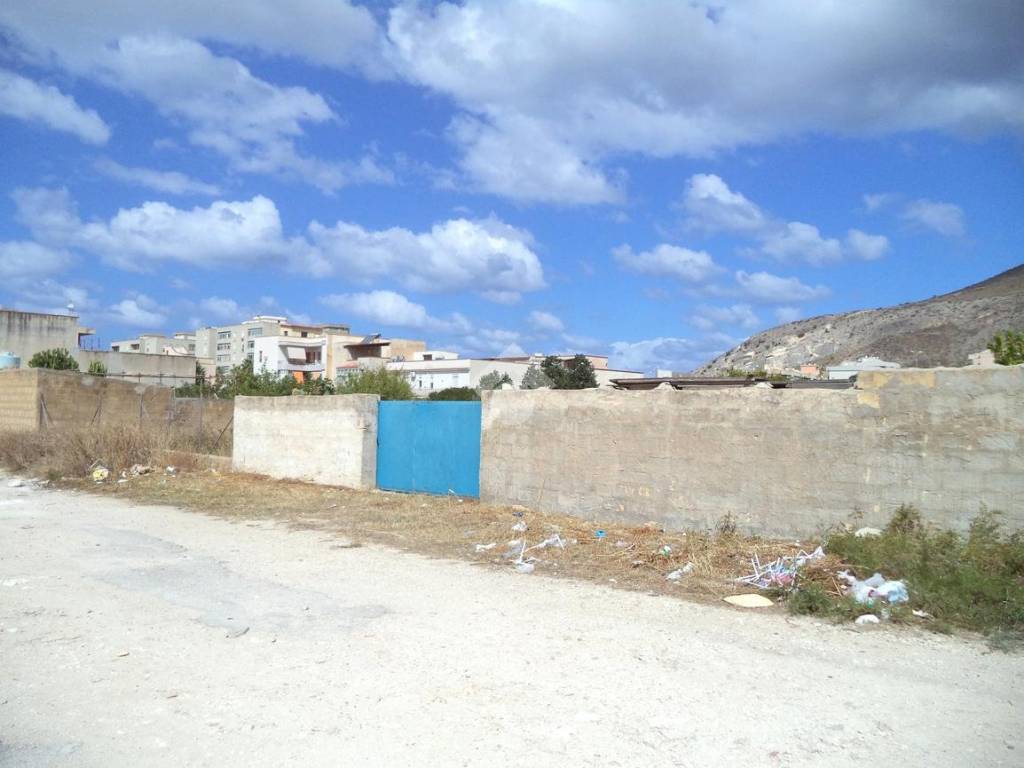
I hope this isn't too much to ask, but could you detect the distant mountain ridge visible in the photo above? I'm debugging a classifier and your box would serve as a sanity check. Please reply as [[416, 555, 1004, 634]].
[[697, 264, 1024, 374]]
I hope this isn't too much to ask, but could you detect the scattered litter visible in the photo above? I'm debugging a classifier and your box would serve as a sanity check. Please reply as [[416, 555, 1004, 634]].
[[91, 465, 109, 483], [613, 539, 629, 548], [658, 544, 672, 556], [117, 478, 129, 484], [738, 546, 825, 589], [912, 609, 933, 619], [508, 533, 568, 573], [7, 478, 24, 488], [666, 563, 695, 581], [165, 466, 177, 476], [854, 614, 881, 625], [854, 527, 883, 538], [595, 530, 606, 540], [838, 571, 909, 605], [723, 594, 774, 608], [514, 562, 535, 574], [511, 505, 529, 515], [116, 651, 130, 658], [507, 539, 521, 547], [511, 520, 527, 533], [226, 626, 250, 638], [129, 464, 153, 477], [474, 542, 497, 553]]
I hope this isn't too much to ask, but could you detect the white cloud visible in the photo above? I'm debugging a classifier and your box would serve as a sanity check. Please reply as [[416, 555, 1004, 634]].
[[497, 343, 526, 358], [844, 229, 890, 261], [734, 271, 830, 304], [528, 310, 564, 334], [863, 192, 899, 212], [608, 335, 736, 375], [12, 187, 548, 300], [682, 173, 768, 234], [774, 306, 803, 324], [15, 187, 289, 270], [320, 290, 470, 335], [0, 240, 72, 281], [691, 304, 760, 331], [304, 215, 545, 297], [199, 297, 245, 322], [683, 174, 889, 266], [94, 158, 221, 196], [613, 243, 721, 283], [385, 2, 1024, 204], [901, 199, 966, 237], [0, 68, 109, 144], [108, 294, 167, 328]]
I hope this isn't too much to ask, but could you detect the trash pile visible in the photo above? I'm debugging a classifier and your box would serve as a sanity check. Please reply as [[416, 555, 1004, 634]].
[[838, 570, 909, 605], [737, 546, 825, 589], [473, 512, 573, 575]]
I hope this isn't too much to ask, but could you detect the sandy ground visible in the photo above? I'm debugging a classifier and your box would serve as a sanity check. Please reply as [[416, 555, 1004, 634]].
[[1, 478, 1021, 768]]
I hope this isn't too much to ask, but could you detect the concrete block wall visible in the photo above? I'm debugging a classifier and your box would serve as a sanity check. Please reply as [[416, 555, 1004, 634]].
[[232, 395, 378, 489], [480, 366, 1024, 536], [36, 369, 174, 430], [0, 369, 41, 433]]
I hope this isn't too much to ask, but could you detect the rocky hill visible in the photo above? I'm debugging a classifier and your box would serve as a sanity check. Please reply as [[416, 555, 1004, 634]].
[[697, 264, 1024, 374]]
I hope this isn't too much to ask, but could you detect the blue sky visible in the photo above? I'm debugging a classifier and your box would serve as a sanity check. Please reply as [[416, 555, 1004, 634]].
[[1, 1, 1021, 373]]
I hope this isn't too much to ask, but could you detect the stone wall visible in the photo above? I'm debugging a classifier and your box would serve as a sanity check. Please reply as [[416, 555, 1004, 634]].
[[0, 369, 40, 433], [480, 366, 1024, 536], [232, 395, 378, 489], [76, 350, 197, 388]]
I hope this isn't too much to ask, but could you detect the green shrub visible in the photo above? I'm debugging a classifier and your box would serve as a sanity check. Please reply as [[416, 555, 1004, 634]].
[[520, 364, 552, 389], [28, 348, 79, 371], [336, 368, 413, 400], [988, 330, 1024, 365], [428, 387, 480, 401], [541, 354, 597, 389], [478, 371, 514, 390], [87, 360, 107, 376]]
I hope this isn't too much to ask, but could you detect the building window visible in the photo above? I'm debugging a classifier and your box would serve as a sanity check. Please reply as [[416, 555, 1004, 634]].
[[217, 354, 229, 363], [217, 330, 231, 339], [217, 343, 230, 351], [301, 331, 308, 338], [247, 341, 255, 350], [248, 328, 262, 337]]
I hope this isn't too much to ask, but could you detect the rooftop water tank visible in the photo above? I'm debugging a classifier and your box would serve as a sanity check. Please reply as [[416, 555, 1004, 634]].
[[0, 352, 21, 370]]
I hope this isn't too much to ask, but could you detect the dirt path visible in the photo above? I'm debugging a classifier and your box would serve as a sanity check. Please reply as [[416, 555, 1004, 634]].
[[1, 479, 1020, 767]]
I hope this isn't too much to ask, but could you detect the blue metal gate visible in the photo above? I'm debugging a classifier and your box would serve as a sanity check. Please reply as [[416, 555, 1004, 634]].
[[376, 401, 482, 497]]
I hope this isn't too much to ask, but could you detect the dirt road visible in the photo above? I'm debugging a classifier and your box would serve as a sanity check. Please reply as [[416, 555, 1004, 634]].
[[1, 478, 1020, 767]]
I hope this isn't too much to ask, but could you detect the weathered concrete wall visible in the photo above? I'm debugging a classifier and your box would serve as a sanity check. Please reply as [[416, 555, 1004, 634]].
[[0, 369, 41, 433], [75, 350, 197, 388], [0, 310, 80, 364], [232, 395, 378, 489], [481, 366, 1024, 536], [35, 369, 174, 430]]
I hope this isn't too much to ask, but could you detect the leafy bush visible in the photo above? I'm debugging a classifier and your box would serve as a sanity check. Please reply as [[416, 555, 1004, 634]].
[[87, 360, 107, 376], [988, 330, 1024, 365], [540, 354, 597, 389], [428, 387, 480, 401], [28, 348, 79, 371], [336, 368, 413, 400], [214, 358, 295, 399], [520, 364, 552, 389], [805, 506, 1024, 635], [478, 371, 514, 390]]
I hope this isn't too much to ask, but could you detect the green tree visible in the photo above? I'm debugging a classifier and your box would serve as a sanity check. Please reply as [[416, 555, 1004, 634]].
[[428, 386, 480, 401], [87, 360, 107, 376], [988, 330, 1024, 365], [336, 368, 414, 400], [520, 363, 552, 390], [28, 348, 79, 371], [540, 354, 597, 389], [478, 370, 514, 390], [297, 376, 336, 395], [215, 358, 295, 399]]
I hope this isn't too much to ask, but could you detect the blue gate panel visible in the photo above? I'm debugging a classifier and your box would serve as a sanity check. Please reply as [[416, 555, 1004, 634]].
[[377, 401, 481, 497]]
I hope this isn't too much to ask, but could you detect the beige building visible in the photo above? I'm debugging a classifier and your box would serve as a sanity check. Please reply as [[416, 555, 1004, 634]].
[[194, 316, 352, 376], [326, 334, 427, 381], [111, 332, 196, 356]]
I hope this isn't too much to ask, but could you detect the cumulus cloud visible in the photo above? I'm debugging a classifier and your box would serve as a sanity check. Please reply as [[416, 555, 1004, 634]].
[[613, 243, 721, 283], [0, 69, 109, 144], [0, 240, 72, 281], [734, 271, 830, 304], [199, 297, 246, 322], [608, 335, 737, 375], [385, 2, 1024, 204], [691, 304, 760, 331], [682, 174, 889, 266], [527, 310, 564, 334], [94, 158, 221, 196], [12, 187, 546, 299], [320, 290, 473, 336], [303, 215, 545, 297], [901, 199, 966, 237], [108, 294, 167, 327]]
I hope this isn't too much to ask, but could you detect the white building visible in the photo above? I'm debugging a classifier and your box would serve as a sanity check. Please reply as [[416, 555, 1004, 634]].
[[825, 356, 901, 380], [388, 352, 644, 395], [253, 336, 327, 382], [194, 316, 350, 376]]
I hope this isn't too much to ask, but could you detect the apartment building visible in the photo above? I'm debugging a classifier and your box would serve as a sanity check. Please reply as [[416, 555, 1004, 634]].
[[110, 332, 195, 356], [195, 316, 351, 376]]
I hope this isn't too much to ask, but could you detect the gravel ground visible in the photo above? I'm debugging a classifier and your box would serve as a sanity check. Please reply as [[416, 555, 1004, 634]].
[[1, 478, 1021, 767]]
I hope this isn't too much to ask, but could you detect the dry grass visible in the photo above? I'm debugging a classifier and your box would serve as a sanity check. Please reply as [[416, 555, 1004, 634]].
[[0, 425, 230, 480], [78, 468, 824, 603]]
